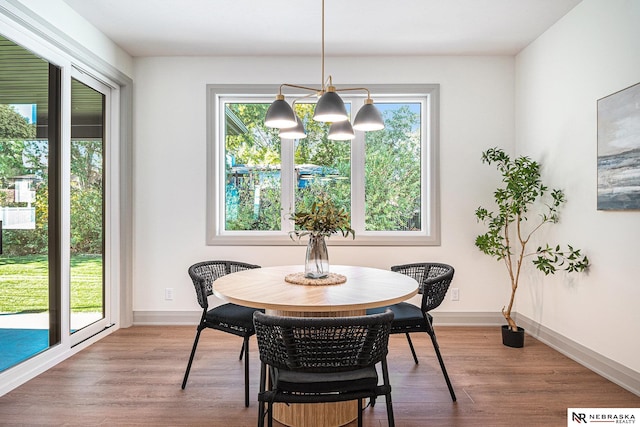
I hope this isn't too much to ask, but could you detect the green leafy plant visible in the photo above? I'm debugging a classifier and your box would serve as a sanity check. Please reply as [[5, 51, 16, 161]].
[[475, 147, 589, 332], [289, 193, 355, 239]]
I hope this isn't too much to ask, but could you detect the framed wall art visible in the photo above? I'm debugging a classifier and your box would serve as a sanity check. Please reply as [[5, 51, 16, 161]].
[[597, 81, 640, 210]]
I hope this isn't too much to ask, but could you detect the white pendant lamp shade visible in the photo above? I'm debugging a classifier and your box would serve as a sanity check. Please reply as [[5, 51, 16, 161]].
[[328, 120, 355, 140], [313, 88, 349, 122], [353, 100, 384, 131], [279, 115, 307, 139], [264, 95, 297, 128]]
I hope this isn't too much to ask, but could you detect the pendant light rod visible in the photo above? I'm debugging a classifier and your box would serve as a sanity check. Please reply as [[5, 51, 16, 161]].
[[321, 0, 325, 93], [278, 82, 322, 95], [332, 86, 373, 98], [264, 0, 385, 132], [277, 82, 372, 98]]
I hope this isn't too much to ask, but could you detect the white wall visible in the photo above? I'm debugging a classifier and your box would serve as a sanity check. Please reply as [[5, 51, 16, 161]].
[[515, 0, 640, 372], [132, 55, 515, 318]]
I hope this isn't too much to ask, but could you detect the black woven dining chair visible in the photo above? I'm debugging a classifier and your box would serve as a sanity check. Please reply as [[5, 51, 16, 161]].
[[367, 262, 457, 402], [181, 260, 262, 407], [253, 310, 396, 427]]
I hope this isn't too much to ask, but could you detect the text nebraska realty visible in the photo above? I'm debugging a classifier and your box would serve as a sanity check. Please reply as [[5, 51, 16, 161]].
[[574, 412, 636, 424]]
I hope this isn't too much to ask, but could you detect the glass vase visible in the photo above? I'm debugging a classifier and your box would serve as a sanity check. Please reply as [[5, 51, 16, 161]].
[[304, 234, 329, 279]]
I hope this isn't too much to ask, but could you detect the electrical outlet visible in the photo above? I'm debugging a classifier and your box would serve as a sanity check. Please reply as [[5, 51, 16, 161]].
[[450, 288, 459, 301], [165, 288, 174, 301]]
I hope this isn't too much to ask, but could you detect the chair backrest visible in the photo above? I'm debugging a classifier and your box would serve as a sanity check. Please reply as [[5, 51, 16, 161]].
[[253, 310, 394, 373], [188, 260, 260, 309], [391, 263, 454, 312]]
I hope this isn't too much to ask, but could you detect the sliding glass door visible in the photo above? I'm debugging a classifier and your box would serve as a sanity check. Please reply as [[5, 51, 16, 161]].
[[68, 74, 108, 342], [0, 35, 61, 371], [0, 35, 113, 367]]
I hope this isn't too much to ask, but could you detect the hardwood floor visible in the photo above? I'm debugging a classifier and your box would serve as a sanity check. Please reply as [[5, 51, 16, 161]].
[[0, 326, 637, 426]]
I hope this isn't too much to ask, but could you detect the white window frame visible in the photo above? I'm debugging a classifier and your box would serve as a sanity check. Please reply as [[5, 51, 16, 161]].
[[206, 84, 440, 246]]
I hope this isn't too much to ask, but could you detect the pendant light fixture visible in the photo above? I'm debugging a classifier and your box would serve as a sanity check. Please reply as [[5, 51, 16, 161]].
[[279, 115, 307, 139], [328, 120, 355, 141], [264, 0, 384, 138]]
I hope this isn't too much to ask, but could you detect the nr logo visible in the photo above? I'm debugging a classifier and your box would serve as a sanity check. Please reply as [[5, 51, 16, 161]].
[[572, 412, 587, 423]]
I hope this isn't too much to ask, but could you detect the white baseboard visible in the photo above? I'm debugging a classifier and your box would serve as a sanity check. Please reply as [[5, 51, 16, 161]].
[[431, 311, 505, 326], [133, 310, 200, 325], [132, 310, 506, 326], [132, 309, 639, 397], [515, 314, 640, 397]]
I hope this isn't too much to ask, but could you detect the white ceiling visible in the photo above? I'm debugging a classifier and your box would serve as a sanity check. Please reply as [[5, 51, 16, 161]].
[[62, 0, 583, 57]]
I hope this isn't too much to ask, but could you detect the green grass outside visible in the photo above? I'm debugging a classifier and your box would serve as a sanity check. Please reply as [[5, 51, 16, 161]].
[[0, 254, 103, 313]]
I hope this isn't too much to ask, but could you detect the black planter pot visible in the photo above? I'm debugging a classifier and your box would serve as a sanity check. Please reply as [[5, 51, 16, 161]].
[[501, 325, 525, 348]]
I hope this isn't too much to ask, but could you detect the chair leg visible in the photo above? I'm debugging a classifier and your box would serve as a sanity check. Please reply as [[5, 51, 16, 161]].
[[239, 340, 245, 360], [381, 357, 395, 427], [257, 402, 264, 427], [405, 332, 419, 364], [428, 330, 457, 402], [385, 393, 395, 427], [357, 398, 363, 427], [244, 335, 250, 407], [267, 402, 274, 427], [181, 326, 203, 389], [257, 363, 266, 427]]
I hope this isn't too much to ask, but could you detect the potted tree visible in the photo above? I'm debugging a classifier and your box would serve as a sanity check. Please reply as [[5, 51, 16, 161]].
[[474, 148, 589, 347]]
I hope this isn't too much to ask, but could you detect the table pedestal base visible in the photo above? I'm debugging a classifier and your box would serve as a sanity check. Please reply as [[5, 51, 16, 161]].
[[273, 401, 359, 427]]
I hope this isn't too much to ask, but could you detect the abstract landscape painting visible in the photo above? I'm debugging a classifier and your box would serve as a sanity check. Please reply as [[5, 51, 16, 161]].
[[597, 82, 640, 210]]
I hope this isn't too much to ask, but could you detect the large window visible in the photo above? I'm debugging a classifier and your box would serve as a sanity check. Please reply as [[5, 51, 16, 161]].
[[207, 85, 439, 246]]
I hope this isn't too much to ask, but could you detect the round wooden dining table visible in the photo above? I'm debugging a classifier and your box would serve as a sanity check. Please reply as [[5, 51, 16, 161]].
[[212, 264, 419, 427]]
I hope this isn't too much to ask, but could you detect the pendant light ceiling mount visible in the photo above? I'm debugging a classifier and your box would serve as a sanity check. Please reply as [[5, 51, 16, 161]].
[[264, 0, 385, 140]]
